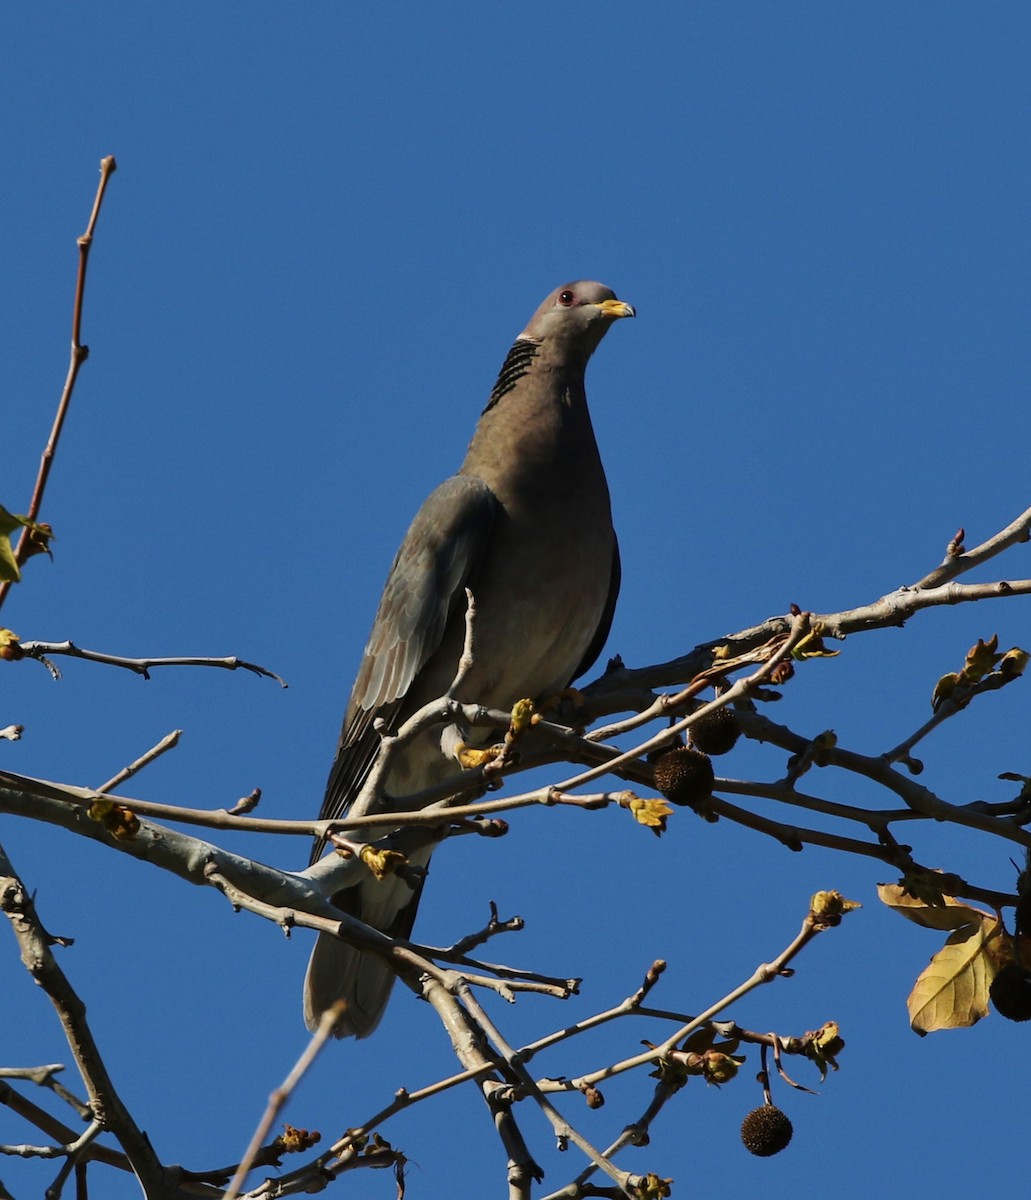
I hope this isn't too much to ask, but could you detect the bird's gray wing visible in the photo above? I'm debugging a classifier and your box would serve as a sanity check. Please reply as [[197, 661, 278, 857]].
[[312, 474, 499, 860], [570, 539, 621, 682]]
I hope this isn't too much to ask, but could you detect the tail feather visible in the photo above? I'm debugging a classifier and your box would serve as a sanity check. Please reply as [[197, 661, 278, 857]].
[[303, 848, 431, 1038]]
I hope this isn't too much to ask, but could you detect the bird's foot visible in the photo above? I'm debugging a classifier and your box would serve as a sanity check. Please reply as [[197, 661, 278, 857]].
[[455, 741, 505, 769], [455, 699, 537, 771]]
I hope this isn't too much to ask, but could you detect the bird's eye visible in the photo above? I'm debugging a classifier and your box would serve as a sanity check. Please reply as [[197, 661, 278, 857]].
[[558, 289, 576, 307]]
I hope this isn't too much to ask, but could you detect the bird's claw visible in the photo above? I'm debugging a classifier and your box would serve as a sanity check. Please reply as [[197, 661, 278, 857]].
[[455, 741, 505, 769]]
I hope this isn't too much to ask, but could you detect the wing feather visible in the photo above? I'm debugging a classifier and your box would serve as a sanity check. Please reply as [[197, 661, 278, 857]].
[[570, 540, 621, 683], [312, 475, 498, 856]]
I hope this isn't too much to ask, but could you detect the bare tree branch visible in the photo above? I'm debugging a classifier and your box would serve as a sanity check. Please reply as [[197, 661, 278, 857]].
[[224, 1005, 343, 1200], [2, 497, 1029, 1195], [17, 640, 287, 687], [96, 730, 182, 794], [0, 156, 117, 611], [0, 844, 170, 1196], [0, 1080, 129, 1173], [913, 507, 1031, 590]]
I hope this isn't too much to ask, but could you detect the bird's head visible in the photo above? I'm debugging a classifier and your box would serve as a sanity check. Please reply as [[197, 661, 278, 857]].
[[519, 281, 635, 363]]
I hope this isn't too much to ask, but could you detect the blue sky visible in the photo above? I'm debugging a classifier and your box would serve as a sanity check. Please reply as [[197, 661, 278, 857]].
[[2, 5, 1031, 1198]]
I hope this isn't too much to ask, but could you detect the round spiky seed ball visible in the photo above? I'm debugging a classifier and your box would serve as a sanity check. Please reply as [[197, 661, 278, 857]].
[[689, 706, 741, 756], [652, 747, 715, 808], [990, 962, 1031, 1022], [740, 1105, 793, 1157]]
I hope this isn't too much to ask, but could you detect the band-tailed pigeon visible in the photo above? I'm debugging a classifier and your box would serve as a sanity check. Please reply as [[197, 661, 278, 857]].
[[304, 281, 634, 1037]]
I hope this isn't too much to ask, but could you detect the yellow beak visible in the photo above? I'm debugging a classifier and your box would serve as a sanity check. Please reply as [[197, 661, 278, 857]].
[[598, 298, 636, 320]]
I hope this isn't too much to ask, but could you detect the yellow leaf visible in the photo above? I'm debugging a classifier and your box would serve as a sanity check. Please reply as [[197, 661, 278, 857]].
[[810, 890, 861, 919], [0, 628, 22, 661], [0, 507, 20, 583], [812, 1020, 844, 1060], [1000, 647, 1029, 679], [0, 507, 46, 583], [359, 845, 407, 880], [278, 1124, 321, 1153], [627, 797, 673, 837], [88, 797, 116, 821], [88, 798, 140, 840], [895, 871, 951, 909], [791, 628, 840, 660], [907, 920, 1000, 1034], [22, 521, 53, 562], [878, 882, 993, 932], [963, 634, 1000, 681], [509, 697, 536, 733], [701, 1050, 742, 1085], [0, 507, 21, 539], [931, 671, 959, 711], [807, 1020, 845, 1077], [985, 927, 1018, 971], [634, 1174, 673, 1200]]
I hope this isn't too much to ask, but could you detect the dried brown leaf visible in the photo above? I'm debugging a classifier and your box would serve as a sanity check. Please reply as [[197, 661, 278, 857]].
[[877, 883, 993, 932]]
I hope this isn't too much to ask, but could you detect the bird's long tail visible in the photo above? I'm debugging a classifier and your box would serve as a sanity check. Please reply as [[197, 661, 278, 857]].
[[303, 846, 431, 1038]]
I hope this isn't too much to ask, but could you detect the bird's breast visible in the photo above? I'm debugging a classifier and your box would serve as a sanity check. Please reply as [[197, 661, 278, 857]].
[[452, 497, 615, 706]]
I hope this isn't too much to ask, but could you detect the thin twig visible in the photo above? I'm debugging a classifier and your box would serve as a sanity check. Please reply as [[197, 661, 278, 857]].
[[0, 1081, 127, 1173], [0, 156, 117, 611], [557, 901, 849, 1195], [460, 987, 638, 1197], [0, 845, 168, 1195], [0, 1066, 89, 1120], [515, 961, 668, 1065], [740, 710, 1031, 846], [223, 1003, 345, 1200], [43, 1118, 103, 1200], [579, 571, 1031, 709], [881, 665, 1024, 766], [913, 506, 1031, 590], [18, 641, 287, 687], [418, 974, 544, 1194], [587, 634, 785, 743], [446, 902, 524, 957], [543, 898, 844, 1100], [96, 731, 182, 794], [561, 611, 812, 796], [447, 588, 478, 698]]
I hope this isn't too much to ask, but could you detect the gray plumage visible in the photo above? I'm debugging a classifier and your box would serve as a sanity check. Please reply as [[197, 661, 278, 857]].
[[304, 281, 634, 1037]]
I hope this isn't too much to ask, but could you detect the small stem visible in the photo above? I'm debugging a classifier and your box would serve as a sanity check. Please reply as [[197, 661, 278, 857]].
[[0, 156, 117, 612], [223, 1003, 344, 1200], [96, 731, 182, 794]]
